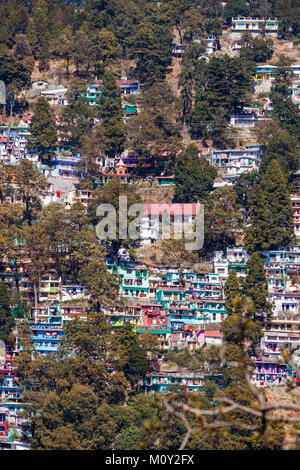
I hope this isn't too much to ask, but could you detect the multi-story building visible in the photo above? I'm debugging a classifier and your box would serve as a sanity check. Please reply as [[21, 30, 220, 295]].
[[139, 203, 201, 245], [268, 292, 300, 316], [30, 323, 63, 356], [52, 145, 81, 179], [117, 263, 150, 300], [261, 316, 300, 357], [173, 34, 217, 58], [214, 247, 300, 294], [263, 248, 300, 293], [0, 352, 23, 439], [72, 188, 94, 207], [0, 126, 34, 165], [231, 17, 278, 37], [156, 286, 226, 327], [38, 276, 61, 304], [251, 357, 294, 387], [254, 64, 300, 82], [229, 107, 268, 128], [290, 80, 300, 106], [254, 64, 278, 82], [133, 303, 167, 329], [32, 299, 62, 325], [101, 305, 140, 330], [145, 369, 223, 393], [60, 303, 88, 323], [61, 285, 88, 302], [86, 79, 140, 106], [213, 247, 249, 280], [96, 162, 132, 186], [40, 85, 68, 106], [291, 171, 300, 237], [209, 145, 262, 178]]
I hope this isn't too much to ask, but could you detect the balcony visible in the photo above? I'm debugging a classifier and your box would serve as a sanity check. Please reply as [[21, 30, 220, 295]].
[[136, 325, 171, 334]]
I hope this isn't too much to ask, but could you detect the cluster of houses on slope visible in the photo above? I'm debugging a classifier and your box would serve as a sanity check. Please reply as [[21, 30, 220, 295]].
[[173, 17, 280, 61], [1, 16, 300, 444], [1, 240, 300, 440], [1, 54, 299, 198], [27, 78, 139, 117]]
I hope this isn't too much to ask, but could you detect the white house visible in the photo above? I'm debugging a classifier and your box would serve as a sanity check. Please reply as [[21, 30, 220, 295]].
[[40, 85, 68, 106], [231, 17, 278, 37], [139, 203, 201, 245]]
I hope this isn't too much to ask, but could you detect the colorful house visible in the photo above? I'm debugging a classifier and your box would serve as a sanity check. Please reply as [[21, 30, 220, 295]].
[[156, 176, 175, 186], [261, 316, 300, 357], [114, 263, 150, 300], [262, 248, 300, 292], [251, 358, 294, 386], [86, 79, 139, 106], [291, 171, 300, 237], [29, 323, 63, 356], [52, 143, 81, 179], [145, 371, 223, 393]]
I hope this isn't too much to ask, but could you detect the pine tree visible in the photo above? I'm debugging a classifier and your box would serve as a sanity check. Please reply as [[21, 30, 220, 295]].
[[272, 100, 300, 142], [130, 18, 172, 85], [78, 124, 106, 187], [0, 281, 13, 345], [27, 97, 57, 159], [22, 222, 49, 308], [174, 144, 217, 203], [98, 70, 125, 157], [224, 269, 240, 315], [92, 29, 120, 77], [245, 159, 294, 252], [89, 178, 142, 259], [206, 55, 254, 117], [179, 64, 194, 121], [275, 0, 300, 38], [242, 252, 272, 320], [73, 30, 92, 76], [115, 322, 148, 387], [26, 18, 38, 58], [59, 89, 95, 152], [80, 260, 121, 313], [54, 25, 74, 77], [223, 0, 250, 22], [240, 34, 274, 63], [32, 0, 50, 71], [0, 49, 31, 91], [204, 186, 243, 255], [260, 129, 299, 180], [14, 159, 48, 224]]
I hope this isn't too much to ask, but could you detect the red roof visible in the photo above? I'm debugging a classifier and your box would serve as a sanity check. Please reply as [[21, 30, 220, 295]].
[[118, 80, 138, 85], [143, 203, 200, 217], [62, 312, 87, 316], [205, 331, 222, 338]]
